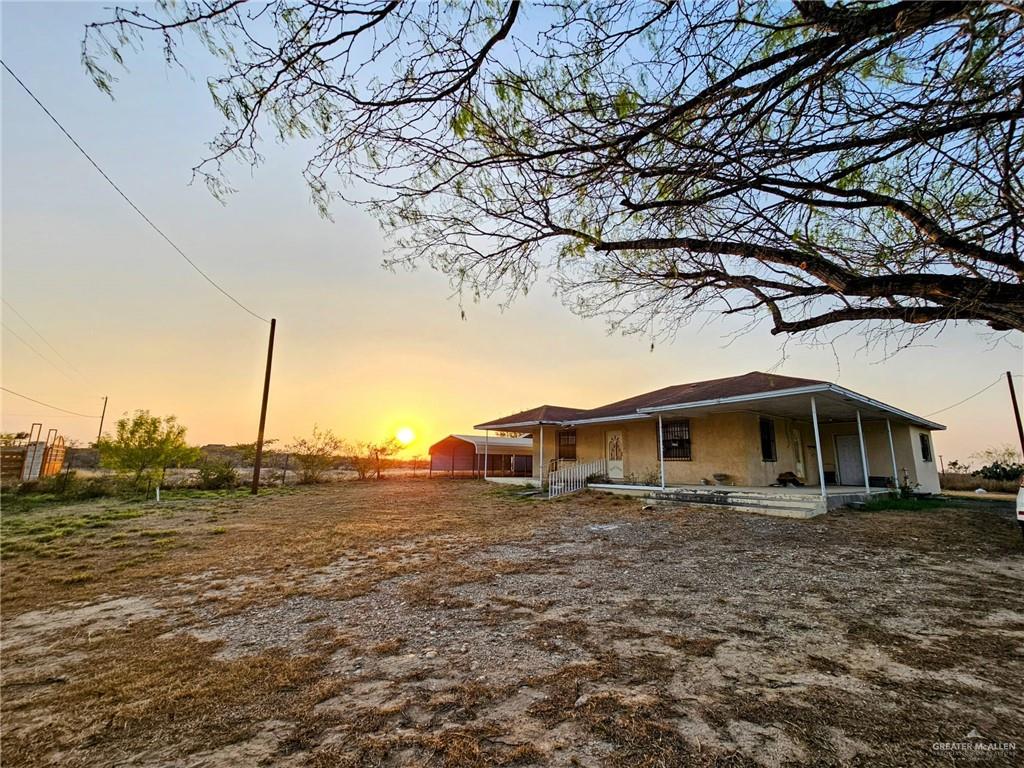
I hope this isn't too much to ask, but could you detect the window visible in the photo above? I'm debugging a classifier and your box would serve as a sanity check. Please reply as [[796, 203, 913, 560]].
[[919, 433, 933, 462], [557, 429, 577, 460], [662, 419, 692, 460], [759, 418, 777, 462]]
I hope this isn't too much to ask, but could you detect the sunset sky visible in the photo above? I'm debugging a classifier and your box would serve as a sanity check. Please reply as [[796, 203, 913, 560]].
[[2, 2, 1021, 462]]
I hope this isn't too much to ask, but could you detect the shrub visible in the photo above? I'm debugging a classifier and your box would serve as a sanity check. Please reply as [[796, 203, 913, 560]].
[[344, 439, 401, 481], [196, 459, 239, 490], [98, 410, 199, 489], [17, 472, 119, 501], [289, 426, 345, 483], [973, 461, 1024, 482]]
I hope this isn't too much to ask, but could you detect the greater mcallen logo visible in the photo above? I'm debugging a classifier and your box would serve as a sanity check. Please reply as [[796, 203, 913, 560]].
[[932, 728, 1016, 755]]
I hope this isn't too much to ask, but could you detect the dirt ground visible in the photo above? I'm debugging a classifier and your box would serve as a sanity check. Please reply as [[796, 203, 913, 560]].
[[2, 479, 1022, 767]]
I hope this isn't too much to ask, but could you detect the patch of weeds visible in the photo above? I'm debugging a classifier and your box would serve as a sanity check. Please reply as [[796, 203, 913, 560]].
[[308, 737, 394, 768], [139, 529, 178, 539], [526, 662, 608, 725], [662, 634, 725, 657], [860, 497, 944, 512], [304, 625, 352, 654], [524, 618, 590, 650], [616, 651, 676, 684], [410, 724, 544, 766], [805, 654, 850, 676], [490, 594, 552, 612], [575, 692, 703, 768], [487, 483, 543, 504], [428, 680, 516, 723], [57, 571, 95, 585], [702, 683, 989, 763], [371, 638, 404, 656], [5, 621, 327, 767]]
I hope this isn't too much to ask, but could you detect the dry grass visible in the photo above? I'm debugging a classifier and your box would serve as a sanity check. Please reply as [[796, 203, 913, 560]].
[[2, 480, 1022, 768], [939, 472, 1018, 493], [371, 637, 405, 656], [662, 634, 725, 657], [2, 621, 326, 766]]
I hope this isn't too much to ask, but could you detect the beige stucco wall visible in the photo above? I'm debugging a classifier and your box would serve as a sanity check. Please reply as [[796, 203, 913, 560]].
[[528, 412, 941, 491], [804, 420, 940, 492], [908, 425, 942, 494], [537, 413, 809, 487]]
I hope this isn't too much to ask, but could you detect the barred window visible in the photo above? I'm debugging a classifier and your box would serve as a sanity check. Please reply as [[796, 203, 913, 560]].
[[558, 429, 577, 460], [662, 420, 691, 460], [919, 433, 933, 462], [759, 418, 777, 462]]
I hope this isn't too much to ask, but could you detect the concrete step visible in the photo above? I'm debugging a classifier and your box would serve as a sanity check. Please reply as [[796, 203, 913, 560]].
[[648, 490, 821, 509], [647, 495, 821, 510], [646, 491, 826, 519]]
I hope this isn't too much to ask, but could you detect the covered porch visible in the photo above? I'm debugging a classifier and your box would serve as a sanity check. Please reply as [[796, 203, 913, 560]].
[[527, 387, 940, 512], [475, 377, 943, 515], [632, 384, 943, 500]]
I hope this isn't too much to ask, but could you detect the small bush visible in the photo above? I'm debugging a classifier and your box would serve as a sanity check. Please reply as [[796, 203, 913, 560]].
[[861, 496, 944, 512], [974, 461, 1024, 483], [17, 472, 118, 501], [196, 459, 239, 490]]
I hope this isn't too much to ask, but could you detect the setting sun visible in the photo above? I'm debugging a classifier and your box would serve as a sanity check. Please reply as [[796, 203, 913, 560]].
[[396, 427, 416, 446]]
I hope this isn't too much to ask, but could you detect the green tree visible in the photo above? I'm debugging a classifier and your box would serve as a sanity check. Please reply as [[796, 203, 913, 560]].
[[288, 426, 344, 484], [98, 410, 199, 487], [232, 439, 279, 467], [348, 438, 402, 481], [84, 1, 1024, 344]]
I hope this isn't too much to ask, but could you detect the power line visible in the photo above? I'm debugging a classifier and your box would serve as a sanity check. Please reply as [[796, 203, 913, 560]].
[[0, 386, 100, 418], [0, 59, 270, 324], [2, 298, 83, 375], [2, 321, 77, 382], [925, 375, 1020, 417]]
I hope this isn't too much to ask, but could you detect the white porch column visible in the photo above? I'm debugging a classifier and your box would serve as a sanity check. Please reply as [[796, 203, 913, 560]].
[[657, 414, 666, 489], [855, 410, 870, 495], [885, 419, 898, 488], [483, 430, 489, 479], [539, 424, 544, 486], [810, 396, 827, 501]]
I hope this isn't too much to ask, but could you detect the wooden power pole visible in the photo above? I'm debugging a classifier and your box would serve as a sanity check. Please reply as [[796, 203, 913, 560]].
[[1008, 371, 1024, 459], [96, 396, 108, 446], [251, 318, 277, 495]]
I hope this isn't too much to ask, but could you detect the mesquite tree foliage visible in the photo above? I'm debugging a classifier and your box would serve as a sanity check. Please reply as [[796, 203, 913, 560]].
[[84, 1, 1024, 342]]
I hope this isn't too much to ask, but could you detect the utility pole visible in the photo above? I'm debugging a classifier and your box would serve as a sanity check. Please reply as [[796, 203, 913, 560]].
[[1008, 371, 1024, 459], [251, 319, 277, 495], [96, 396, 108, 446]]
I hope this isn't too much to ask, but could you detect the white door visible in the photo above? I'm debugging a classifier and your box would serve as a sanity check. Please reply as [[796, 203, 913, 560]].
[[792, 429, 806, 480], [835, 435, 864, 486], [606, 430, 624, 480]]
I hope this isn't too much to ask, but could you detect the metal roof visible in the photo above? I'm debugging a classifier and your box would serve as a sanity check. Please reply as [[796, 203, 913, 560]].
[[429, 434, 534, 455]]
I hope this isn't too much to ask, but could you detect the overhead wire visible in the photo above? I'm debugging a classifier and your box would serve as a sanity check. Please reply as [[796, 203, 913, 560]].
[[925, 374, 1021, 417], [2, 321, 78, 382], [2, 298, 84, 375], [0, 386, 100, 418], [0, 59, 270, 323]]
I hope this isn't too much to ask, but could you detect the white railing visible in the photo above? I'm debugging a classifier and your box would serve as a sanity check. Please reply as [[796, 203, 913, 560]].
[[548, 458, 607, 499]]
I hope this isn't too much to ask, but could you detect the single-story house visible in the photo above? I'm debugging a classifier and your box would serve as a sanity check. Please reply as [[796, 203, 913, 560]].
[[474, 371, 944, 514], [428, 434, 533, 478]]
